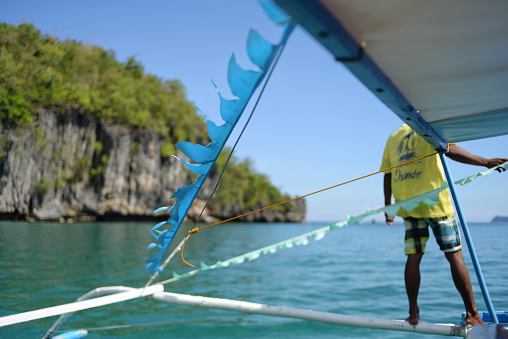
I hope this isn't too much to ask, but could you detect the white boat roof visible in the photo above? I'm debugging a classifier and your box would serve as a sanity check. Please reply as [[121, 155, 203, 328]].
[[275, 0, 508, 150]]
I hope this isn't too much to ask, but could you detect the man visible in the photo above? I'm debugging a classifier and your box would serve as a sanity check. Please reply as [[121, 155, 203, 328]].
[[380, 124, 507, 326]]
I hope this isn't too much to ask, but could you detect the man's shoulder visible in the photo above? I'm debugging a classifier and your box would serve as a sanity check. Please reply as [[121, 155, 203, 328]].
[[386, 124, 410, 145], [391, 124, 411, 137]]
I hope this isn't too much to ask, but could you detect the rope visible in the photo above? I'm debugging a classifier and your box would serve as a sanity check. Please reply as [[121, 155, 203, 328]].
[[180, 150, 440, 267]]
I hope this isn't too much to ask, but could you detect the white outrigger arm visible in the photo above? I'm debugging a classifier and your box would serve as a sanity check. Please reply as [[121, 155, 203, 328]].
[[150, 291, 468, 337], [0, 285, 469, 337]]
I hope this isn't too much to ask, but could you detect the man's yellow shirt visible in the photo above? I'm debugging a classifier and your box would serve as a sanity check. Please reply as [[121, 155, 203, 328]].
[[380, 124, 454, 218]]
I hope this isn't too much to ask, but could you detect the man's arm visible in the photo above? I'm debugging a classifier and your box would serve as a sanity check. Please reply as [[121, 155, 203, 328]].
[[446, 145, 508, 170], [383, 173, 394, 226]]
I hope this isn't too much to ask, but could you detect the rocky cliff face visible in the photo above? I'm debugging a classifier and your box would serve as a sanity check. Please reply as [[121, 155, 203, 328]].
[[0, 109, 305, 223]]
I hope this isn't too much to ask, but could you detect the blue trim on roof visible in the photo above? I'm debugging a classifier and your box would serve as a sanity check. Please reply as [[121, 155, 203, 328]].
[[274, 0, 448, 150]]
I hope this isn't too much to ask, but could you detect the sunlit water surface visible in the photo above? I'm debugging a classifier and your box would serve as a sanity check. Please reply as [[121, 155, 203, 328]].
[[1, 221, 507, 338]]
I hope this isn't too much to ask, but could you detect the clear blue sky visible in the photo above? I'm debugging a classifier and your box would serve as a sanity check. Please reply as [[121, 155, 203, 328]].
[[2, 0, 507, 222]]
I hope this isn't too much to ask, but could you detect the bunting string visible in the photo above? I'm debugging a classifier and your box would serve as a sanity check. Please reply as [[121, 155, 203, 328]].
[[154, 161, 507, 286]]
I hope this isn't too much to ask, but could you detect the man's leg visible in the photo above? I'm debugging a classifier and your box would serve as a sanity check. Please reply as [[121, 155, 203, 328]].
[[404, 217, 429, 325], [405, 253, 423, 325], [444, 250, 484, 325]]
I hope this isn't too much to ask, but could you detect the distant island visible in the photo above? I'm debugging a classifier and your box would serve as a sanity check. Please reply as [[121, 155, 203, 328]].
[[491, 216, 508, 223]]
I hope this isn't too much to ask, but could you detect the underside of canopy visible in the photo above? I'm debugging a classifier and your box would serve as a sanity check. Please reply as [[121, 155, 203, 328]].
[[275, 0, 508, 150]]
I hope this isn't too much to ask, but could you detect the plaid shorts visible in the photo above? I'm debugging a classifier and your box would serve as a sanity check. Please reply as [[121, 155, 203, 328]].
[[403, 216, 462, 255]]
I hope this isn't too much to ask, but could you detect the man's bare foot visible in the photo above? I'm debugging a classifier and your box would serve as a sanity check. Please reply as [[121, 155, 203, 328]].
[[405, 314, 420, 325], [406, 306, 420, 325], [464, 313, 485, 325]]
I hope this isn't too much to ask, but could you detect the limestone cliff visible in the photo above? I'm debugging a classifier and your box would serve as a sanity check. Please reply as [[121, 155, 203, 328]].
[[0, 109, 305, 223]]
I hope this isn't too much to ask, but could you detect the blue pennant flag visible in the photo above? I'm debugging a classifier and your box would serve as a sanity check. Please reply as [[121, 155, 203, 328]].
[[146, 1, 296, 274]]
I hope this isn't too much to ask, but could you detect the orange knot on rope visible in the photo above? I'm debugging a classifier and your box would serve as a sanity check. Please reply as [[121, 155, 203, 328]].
[[446, 143, 456, 153], [181, 228, 200, 268]]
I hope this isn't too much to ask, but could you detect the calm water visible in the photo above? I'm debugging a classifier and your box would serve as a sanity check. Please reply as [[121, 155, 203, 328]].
[[0, 221, 507, 338]]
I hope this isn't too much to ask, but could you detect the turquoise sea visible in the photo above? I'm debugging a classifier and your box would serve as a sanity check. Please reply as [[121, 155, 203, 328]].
[[1, 221, 507, 338]]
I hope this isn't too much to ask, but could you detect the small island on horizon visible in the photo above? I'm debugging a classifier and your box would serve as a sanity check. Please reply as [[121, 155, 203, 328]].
[[491, 216, 508, 223]]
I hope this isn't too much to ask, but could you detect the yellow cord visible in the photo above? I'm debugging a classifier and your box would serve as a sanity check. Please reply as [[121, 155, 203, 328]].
[[181, 150, 441, 267], [181, 228, 199, 267]]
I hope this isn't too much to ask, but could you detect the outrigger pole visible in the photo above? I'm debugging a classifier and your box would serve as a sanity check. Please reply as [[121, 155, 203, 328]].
[[439, 152, 499, 324], [0, 285, 163, 328], [150, 292, 467, 337], [0, 286, 468, 337]]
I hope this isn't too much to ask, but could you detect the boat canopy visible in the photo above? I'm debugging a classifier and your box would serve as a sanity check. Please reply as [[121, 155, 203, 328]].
[[274, 0, 508, 150]]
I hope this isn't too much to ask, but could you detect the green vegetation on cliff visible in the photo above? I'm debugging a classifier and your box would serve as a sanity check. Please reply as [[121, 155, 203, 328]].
[[0, 23, 204, 144], [0, 23, 301, 217]]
